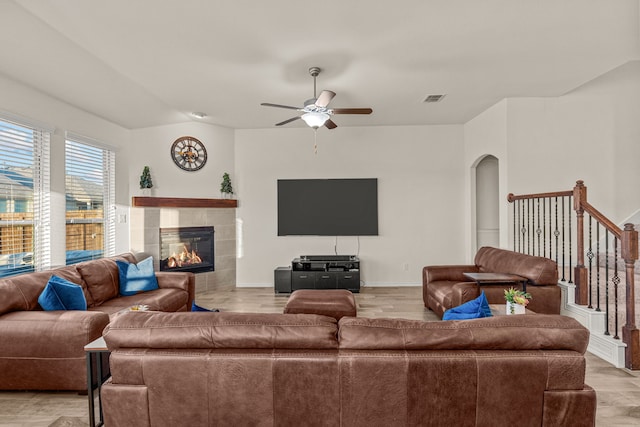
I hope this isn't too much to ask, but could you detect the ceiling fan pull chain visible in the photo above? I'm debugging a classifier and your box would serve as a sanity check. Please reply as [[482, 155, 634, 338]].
[[314, 129, 318, 155]]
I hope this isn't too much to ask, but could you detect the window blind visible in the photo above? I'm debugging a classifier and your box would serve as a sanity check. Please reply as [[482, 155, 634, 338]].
[[0, 117, 51, 277], [103, 148, 116, 258], [65, 137, 115, 264]]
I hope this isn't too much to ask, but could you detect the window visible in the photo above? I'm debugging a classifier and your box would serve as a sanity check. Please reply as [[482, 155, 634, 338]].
[[0, 116, 51, 277], [65, 134, 115, 264]]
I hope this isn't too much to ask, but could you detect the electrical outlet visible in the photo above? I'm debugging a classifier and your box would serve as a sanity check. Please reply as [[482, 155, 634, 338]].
[[402, 263, 409, 271], [118, 214, 127, 224]]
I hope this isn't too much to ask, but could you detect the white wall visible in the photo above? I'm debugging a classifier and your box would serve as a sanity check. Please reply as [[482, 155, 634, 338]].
[[129, 122, 235, 200], [504, 97, 614, 205], [234, 125, 465, 287], [463, 100, 509, 258], [0, 73, 131, 264], [504, 62, 640, 224], [559, 61, 640, 222], [463, 61, 640, 251]]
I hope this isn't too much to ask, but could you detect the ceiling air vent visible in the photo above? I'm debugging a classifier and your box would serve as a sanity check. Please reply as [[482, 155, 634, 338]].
[[423, 94, 446, 103]]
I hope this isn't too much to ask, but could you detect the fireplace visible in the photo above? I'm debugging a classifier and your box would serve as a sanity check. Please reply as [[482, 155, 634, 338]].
[[159, 226, 214, 274]]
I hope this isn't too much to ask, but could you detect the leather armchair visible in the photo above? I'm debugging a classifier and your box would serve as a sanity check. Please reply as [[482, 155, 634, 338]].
[[423, 246, 561, 318]]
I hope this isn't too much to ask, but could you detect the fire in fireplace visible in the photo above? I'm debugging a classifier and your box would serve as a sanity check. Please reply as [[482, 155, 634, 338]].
[[159, 226, 214, 274]]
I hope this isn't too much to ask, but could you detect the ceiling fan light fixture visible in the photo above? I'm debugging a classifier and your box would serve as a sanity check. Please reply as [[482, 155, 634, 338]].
[[301, 111, 329, 128], [261, 66, 372, 130]]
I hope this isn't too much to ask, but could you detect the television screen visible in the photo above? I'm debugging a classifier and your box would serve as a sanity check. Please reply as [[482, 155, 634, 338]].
[[278, 178, 378, 236]]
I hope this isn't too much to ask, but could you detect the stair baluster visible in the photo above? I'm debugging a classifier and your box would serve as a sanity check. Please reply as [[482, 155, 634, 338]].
[[508, 180, 639, 369]]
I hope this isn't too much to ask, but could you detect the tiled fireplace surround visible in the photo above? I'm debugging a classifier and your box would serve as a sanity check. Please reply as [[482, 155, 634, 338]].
[[129, 201, 236, 293]]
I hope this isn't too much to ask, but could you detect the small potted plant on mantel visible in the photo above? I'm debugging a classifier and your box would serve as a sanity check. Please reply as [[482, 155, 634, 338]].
[[504, 287, 532, 315], [220, 172, 234, 199], [139, 166, 153, 196]]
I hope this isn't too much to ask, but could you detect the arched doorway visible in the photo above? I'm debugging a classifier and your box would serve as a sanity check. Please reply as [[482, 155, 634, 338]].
[[475, 155, 499, 251]]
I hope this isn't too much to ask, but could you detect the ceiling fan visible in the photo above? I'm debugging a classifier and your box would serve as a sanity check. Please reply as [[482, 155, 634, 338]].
[[261, 67, 373, 129]]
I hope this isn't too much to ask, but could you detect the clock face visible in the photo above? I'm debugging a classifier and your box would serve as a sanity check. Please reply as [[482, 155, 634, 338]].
[[171, 136, 207, 171]]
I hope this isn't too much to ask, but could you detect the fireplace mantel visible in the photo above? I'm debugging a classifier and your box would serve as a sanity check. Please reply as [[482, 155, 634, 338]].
[[131, 196, 237, 208]]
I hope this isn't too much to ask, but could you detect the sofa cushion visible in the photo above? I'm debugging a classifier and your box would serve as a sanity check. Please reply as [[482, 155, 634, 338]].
[[38, 275, 87, 311], [442, 291, 492, 320], [338, 314, 589, 353], [103, 312, 339, 350], [116, 257, 159, 296], [77, 253, 137, 306], [93, 288, 190, 315], [0, 266, 90, 314], [474, 246, 558, 285]]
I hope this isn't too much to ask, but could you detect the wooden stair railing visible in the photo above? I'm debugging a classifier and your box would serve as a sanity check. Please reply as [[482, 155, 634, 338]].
[[508, 180, 639, 370]]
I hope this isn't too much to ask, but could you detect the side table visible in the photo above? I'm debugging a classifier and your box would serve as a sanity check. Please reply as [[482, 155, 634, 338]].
[[85, 336, 110, 427], [463, 272, 529, 292]]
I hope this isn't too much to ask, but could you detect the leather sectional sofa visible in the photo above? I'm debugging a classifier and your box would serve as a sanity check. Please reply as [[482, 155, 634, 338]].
[[423, 246, 561, 318], [101, 311, 596, 426], [0, 253, 194, 391]]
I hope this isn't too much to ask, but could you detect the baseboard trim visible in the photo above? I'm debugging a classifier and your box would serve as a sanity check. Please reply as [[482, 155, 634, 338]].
[[236, 283, 272, 288], [558, 281, 627, 368], [361, 282, 421, 287], [235, 282, 422, 288]]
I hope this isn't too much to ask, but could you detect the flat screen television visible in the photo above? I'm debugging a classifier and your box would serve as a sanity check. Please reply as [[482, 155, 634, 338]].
[[278, 178, 378, 236]]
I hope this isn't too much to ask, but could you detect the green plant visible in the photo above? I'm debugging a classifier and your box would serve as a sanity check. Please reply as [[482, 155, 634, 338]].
[[139, 166, 153, 189], [220, 172, 233, 195], [504, 287, 532, 313]]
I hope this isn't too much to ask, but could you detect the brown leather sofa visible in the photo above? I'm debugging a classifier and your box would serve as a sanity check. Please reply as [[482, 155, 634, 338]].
[[102, 311, 596, 426], [0, 253, 194, 391], [424, 246, 561, 318]]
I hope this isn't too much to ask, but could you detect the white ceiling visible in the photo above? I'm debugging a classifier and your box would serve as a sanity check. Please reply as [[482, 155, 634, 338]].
[[1, 0, 639, 130]]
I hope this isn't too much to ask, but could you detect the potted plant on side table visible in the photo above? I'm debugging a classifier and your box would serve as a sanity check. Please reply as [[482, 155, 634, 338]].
[[504, 287, 532, 315]]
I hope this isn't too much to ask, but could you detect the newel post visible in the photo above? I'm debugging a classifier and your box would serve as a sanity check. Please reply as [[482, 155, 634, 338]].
[[573, 180, 588, 305], [621, 223, 640, 369]]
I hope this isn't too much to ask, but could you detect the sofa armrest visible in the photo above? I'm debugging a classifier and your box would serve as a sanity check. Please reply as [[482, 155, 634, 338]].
[[0, 310, 110, 357], [450, 282, 481, 307], [155, 272, 196, 310], [423, 265, 478, 285]]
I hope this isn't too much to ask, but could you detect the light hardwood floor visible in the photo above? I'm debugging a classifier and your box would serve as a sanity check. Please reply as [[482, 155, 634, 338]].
[[0, 286, 639, 426]]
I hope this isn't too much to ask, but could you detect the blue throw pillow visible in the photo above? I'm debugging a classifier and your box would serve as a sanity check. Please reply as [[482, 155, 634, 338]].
[[38, 275, 87, 311], [116, 257, 159, 296], [442, 291, 493, 320], [191, 301, 219, 312]]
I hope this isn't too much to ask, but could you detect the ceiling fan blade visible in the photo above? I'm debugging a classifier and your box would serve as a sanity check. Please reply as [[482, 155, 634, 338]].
[[324, 119, 337, 129], [331, 108, 373, 115], [314, 90, 336, 108], [261, 103, 301, 110], [275, 116, 301, 126]]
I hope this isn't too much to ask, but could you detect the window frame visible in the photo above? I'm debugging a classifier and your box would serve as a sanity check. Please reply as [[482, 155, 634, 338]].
[[0, 112, 52, 277], [64, 132, 116, 265]]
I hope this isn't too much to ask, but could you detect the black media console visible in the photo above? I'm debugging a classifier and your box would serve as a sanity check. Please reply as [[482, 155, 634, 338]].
[[274, 255, 360, 293]]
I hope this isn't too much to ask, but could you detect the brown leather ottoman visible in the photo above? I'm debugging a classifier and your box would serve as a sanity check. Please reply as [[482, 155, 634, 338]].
[[284, 289, 357, 320]]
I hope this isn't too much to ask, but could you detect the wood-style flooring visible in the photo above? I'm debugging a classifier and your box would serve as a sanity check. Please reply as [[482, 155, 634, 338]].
[[0, 286, 638, 426]]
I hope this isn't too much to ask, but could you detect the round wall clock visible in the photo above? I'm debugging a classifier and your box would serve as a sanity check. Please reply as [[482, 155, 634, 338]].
[[171, 136, 207, 171]]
